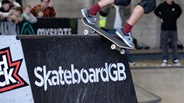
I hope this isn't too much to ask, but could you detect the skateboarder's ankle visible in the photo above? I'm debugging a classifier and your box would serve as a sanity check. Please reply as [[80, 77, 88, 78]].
[[123, 23, 132, 34], [89, 3, 101, 15]]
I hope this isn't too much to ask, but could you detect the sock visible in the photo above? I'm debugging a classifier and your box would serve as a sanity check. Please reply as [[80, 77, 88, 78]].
[[123, 23, 133, 34], [89, 3, 101, 16]]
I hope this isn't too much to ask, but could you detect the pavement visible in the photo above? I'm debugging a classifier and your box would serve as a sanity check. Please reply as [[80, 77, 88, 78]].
[[130, 59, 184, 103]]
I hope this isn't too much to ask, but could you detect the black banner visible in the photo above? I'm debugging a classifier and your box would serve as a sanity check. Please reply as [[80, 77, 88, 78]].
[[19, 18, 78, 35], [20, 35, 137, 103]]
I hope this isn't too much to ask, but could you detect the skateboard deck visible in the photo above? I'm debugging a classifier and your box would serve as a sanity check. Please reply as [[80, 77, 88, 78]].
[[81, 18, 134, 50]]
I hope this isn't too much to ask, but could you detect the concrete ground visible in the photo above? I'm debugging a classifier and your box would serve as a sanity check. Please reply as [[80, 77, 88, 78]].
[[131, 59, 184, 103]]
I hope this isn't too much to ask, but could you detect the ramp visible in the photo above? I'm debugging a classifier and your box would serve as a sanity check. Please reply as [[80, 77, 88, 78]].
[[132, 67, 184, 103], [19, 35, 137, 103]]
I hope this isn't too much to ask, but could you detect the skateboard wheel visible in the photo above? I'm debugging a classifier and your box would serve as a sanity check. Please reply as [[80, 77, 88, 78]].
[[84, 30, 89, 35], [120, 49, 125, 54], [111, 44, 116, 50]]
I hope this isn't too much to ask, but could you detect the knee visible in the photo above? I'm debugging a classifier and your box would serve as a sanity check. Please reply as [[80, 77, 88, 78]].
[[114, 0, 131, 6], [138, 0, 156, 14]]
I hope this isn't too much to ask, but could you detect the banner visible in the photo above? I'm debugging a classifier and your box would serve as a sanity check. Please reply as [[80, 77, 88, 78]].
[[0, 35, 137, 103], [0, 35, 34, 103], [21, 35, 137, 103], [19, 18, 78, 35]]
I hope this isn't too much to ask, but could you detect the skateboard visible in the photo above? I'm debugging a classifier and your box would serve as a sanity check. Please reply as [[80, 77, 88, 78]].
[[81, 18, 134, 54]]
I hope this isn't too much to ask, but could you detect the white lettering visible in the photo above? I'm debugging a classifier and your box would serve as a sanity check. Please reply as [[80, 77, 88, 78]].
[[58, 67, 65, 85], [0, 55, 16, 87], [51, 70, 59, 85], [0, 55, 8, 71], [80, 69, 89, 84], [4, 68, 16, 84], [37, 28, 72, 35], [0, 71, 5, 86], [71, 64, 80, 84], [34, 67, 44, 87], [34, 63, 127, 91], [64, 70, 72, 85], [117, 63, 126, 81], [89, 68, 96, 83]]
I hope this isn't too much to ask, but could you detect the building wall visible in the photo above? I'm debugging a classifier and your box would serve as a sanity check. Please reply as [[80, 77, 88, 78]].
[[22, 0, 184, 49], [131, 0, 184, 49]]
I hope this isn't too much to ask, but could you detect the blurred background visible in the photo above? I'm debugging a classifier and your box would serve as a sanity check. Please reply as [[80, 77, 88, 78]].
[[21, 0, 184, 49]]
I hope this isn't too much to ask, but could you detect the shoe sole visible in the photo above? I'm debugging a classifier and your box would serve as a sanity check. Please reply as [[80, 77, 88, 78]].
[[115, 31, 134, 48]]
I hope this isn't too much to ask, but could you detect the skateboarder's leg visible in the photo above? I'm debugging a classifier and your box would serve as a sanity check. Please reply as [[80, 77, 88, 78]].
[[88, 0, 131, 16], [124, 0, 157, 33], [116, 0, 156, 48], [124, 5, 144, 33], [81, 0, 114, 24], [89, 0, 114, 15], [115, 6, 143, 48]]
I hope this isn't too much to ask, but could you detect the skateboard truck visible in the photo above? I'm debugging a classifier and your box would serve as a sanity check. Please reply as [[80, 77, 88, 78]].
[[84, 29, 95, 35], [111, 44, 125, 54]]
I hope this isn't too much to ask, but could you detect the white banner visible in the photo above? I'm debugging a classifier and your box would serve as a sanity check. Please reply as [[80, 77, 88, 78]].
[[0, 35, 34, 103]]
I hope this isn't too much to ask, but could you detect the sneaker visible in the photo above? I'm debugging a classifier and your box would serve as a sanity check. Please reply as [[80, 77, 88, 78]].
[[161, 59, 168, 67], [173, 59, 181, 66], [81, 8, 96, 24], [115, 28, 135, 48]]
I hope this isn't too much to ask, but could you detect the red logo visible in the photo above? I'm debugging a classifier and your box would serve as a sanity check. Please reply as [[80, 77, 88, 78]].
[[0, 47, 28, 93]]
